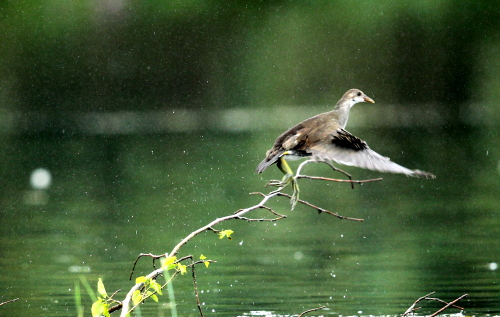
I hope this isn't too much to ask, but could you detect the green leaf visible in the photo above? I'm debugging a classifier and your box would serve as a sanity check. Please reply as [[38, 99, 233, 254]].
[[135, 276, 147, 284], [90, 299, 102, 317], [218, 229, 234, 240], [91, 298, 109, 317], [151, 293, 159, 302], [146, 290, 158, 302], [161, 256, 178, 270], [177, 263, 187, 275], [132, 290, 142, 306], [150, 281, 162, 295], [97, 278, 108, 298], [200, 254, 210, 267]]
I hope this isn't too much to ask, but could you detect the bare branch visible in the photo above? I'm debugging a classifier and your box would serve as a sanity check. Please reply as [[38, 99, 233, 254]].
[[426, 296, 465, 311], [191, 260, 204, 317], [277, 192, 364, 222], [130, 253, 164, 280], [109, 303, 123, 314], [298, 305, 326, 317], [320, 161, 354, 188], [402, 291, 435, 316], [402, 292, 467, 317], [0, 298, 19, 306], [295, 159, 382, 186], [235, 215, 285, 222], [233, 205, 287, 222], [428, 294, 468, 317]]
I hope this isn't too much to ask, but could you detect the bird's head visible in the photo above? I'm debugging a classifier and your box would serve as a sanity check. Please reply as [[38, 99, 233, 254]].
[[344, 89, 375, 108]]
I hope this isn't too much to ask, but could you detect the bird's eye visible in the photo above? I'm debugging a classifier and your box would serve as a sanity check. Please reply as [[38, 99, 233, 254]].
[[357, 92, 362, 96]]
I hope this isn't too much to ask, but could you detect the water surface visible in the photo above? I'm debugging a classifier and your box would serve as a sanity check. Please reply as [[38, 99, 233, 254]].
[[0, 127, 498, 316]]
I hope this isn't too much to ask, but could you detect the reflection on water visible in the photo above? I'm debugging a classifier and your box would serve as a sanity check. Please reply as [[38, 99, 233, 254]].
[[0, 128, 499, 317]]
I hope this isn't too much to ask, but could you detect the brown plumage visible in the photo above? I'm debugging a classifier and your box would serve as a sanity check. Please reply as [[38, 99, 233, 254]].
[[256, 89, 435, 178]]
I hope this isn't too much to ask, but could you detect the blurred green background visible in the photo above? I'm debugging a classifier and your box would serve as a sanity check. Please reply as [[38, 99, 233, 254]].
[[1, 1, 499, 316]]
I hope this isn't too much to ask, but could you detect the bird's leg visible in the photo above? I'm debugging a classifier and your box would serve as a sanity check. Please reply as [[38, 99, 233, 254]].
[[266, 157, 292, 187], [268, 157, 292, 185], [281, 159, 300, 209], [266, 157, 299, 209]]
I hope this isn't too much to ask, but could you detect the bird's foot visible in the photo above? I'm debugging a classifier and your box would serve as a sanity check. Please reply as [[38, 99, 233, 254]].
[[265, 179, 286, 188], [289, 177, 300, 210], [265, 174, 300, 210], [265, 173, 292, 188]]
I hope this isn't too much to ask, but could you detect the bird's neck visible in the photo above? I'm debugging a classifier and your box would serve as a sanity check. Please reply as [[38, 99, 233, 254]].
[[333, 102, 353, 129]]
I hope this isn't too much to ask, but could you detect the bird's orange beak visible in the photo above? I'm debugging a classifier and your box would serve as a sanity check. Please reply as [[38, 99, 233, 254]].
[[364, 96, 375, 103]]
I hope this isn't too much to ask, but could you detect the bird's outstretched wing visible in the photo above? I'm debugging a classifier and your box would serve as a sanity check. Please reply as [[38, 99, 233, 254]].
[[309, 129, 435, 178]]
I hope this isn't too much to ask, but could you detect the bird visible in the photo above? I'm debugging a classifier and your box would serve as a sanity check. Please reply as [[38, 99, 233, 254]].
[[256, 88, 435, 206]]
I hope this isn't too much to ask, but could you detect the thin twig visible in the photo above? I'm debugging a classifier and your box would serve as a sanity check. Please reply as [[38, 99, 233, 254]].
[[321, 161, 354, 188], [277, 192, 364, 222], [402, 292, 467, 317], [428, 294, 468, 317], [298, 305, 326, 317], [234, 205, 287, 222], [235, 216, 285, 222], [295, 159, 381, 184], [130, 253, 163, 280], [426, 296, 465, 310], [192, 261, 204, 317], [109, 289, 122, 300], [176, 255, 195, 263], [206, 227, 219, 234], [402, 291, 435, 316], [0, 298, 19, 306], [260, 205, 287, 218]]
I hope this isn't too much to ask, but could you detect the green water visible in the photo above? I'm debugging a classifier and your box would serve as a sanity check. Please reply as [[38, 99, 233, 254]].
[[0, 127, 499, 316]]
